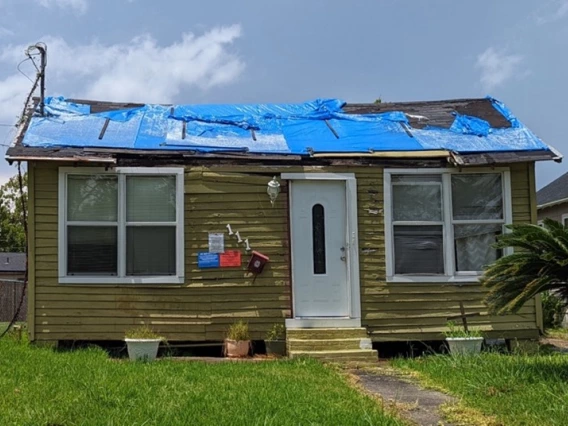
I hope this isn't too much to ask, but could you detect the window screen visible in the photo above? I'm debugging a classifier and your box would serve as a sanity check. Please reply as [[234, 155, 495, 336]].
[[394, 226, 444, 274], [65, 173, 178, 278], [126, 176, 177, 276], [451, 174, 504, 272], [389, 172, 507, 277], [391, 175, 444, 275], [67, 175, 118, 275]]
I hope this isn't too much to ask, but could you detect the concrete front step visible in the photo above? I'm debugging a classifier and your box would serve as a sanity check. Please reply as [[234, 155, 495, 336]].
[[288, 338, 364, 351], [286, 327, 368, 340], [289, 349, 378, 363]]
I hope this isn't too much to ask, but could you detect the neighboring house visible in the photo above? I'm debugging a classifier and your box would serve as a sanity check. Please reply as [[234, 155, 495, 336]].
[[0, 252, 27, 322], [5, 96, 561, 358], [537, 172, 568, 226]]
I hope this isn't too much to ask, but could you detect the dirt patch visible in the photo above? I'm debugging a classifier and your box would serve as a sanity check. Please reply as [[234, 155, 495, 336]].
[[353, 369, 455, 426], [540, 337, 568, 352]]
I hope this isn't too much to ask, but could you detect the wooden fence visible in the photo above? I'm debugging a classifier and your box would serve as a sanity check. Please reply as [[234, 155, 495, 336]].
[[0, 280, 27, 322]]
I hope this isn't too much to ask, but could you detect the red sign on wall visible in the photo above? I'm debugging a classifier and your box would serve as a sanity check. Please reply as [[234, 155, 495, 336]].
[[220, 250, 242, 268]]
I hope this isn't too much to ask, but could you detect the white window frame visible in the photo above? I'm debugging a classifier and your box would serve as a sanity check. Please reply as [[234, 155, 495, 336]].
[[562, 214, 568, 227], [384, 167, 512, 283], [58, 167, 185, 284]]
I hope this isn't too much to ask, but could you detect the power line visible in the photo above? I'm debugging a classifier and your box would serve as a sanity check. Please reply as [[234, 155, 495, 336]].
[[0, 43, 43, 340], [17, 57, 35, 84]]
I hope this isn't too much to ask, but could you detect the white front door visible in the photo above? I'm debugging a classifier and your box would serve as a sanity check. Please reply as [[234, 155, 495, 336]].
[[291, 180, 349, 317]]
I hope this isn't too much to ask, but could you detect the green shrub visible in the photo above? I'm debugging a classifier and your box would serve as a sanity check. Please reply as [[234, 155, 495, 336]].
[[124, 325, 162, 339], [226, 320, 250, 341], [266, 323, 285, 341], [542, 291, 565, 330], [443, 321, 483, 338]]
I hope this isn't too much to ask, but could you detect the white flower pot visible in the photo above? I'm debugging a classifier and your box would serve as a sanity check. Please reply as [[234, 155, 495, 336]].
[[446, 337, 484, 355], [125, 338, 161, 361]]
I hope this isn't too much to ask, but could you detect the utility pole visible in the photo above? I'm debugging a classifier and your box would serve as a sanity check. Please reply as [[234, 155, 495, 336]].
[[25, 43, 47, 116]]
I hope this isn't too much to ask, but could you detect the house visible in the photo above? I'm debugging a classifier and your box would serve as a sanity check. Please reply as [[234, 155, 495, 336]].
[[0, 252, 27, 322], [6, 95, 560, 359], [537, 172, 568, 226]]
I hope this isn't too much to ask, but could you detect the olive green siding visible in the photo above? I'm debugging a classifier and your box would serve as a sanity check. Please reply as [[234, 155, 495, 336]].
[[29, 161, 540, 342]]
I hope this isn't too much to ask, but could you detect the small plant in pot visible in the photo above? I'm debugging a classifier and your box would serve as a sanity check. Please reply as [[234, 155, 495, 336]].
[[443, 321, 484, 355], [124, 325, 164, 362], [265, 323, 286, 357], [225, 320, 251, 358]]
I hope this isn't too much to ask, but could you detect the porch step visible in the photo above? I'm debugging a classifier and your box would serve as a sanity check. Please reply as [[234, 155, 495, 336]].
[[286, 327, 369, 340], [288, 338, 363, 351], [285, 327, 377, 363], [289, 349, 378, 363]]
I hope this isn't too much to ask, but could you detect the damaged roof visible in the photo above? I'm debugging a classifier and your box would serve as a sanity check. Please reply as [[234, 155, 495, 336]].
[[5, 96, 561, 166]]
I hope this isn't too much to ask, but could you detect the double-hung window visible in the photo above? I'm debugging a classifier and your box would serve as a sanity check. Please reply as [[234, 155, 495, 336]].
[[59, 167, 184, 284], [385, 168, 512, 282]]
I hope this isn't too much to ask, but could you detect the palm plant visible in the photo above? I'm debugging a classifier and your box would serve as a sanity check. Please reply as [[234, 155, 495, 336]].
[[481, 218, 568, 314]]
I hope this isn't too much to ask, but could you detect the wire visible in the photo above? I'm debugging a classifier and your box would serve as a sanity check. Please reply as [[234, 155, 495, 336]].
[[17, 57, 35, 84], [0, 162, 28, 339], [0, 50, 39, 339], [27, 54, 40, 73]]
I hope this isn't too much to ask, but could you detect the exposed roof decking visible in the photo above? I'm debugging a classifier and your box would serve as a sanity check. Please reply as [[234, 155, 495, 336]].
[[343, 98, 511, 129]]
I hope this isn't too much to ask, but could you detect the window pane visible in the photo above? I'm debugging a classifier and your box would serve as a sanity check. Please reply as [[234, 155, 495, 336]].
[[454, 224, 502, 271], [392, 175, 442, 221], [312, 204, 326, 274], [394, 225, 444, 274], [68, 175, 118, 221], [452, 174, 503, 220], [126, 226, 176, 275], [126, 176, 176, 222], [68, 226, 117, 275]]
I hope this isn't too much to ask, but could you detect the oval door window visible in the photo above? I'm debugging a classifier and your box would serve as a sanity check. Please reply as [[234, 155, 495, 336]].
[[312, 204, 326, 274]]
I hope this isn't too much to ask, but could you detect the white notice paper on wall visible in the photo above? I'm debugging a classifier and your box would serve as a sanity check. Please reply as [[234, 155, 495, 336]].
[[208, 233, 225, 253]]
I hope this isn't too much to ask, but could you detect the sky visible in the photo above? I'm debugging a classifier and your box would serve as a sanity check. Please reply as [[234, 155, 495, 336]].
[[0, 0, 567, 188]]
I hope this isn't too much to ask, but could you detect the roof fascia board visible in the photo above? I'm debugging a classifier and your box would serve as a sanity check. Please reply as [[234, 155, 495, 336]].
[[537, 197, 568, 210]]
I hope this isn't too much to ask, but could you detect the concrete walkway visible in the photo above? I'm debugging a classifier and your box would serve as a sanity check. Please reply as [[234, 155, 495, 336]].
[[353, 369, 455, 426]]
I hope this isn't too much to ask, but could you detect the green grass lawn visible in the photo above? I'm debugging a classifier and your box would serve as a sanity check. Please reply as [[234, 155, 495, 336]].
[[393, 352, 568, 426], [0, 339, 401, 426]]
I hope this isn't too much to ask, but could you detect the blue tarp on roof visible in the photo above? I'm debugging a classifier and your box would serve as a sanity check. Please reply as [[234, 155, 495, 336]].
[[21, 96, 551, 155]]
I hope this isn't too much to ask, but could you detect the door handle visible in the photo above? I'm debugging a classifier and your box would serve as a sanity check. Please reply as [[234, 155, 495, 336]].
[[340, 247, 346, 262]]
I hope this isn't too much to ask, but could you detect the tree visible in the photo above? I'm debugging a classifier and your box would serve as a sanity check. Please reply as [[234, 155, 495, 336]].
[[0, 172, 27, 252], [481, 218, 568, 314]]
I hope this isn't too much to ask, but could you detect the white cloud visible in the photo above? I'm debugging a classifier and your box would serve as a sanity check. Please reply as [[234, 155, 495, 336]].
[[0, 26, 14, 38], [36, 0, 88, 14], [0, 74, 35, 124], [0, 25, 244, 122], [536, 0, 568, 24], [476, 47, 525, 92]]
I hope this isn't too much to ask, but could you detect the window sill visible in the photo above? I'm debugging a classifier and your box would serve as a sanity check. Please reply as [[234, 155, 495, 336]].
[[58, 276, 185, 285], [386, 275, 482, 283]]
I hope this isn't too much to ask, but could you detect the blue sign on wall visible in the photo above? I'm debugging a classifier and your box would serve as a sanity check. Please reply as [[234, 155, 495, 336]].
[[197, 252, 220, 269]]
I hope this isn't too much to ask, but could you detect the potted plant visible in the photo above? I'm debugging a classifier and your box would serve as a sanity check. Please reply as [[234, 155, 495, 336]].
[[225, 320, 251, 358], [265, 323, 286, 356], [443, 321, 484, 355], [124, 325, 164, 361]]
